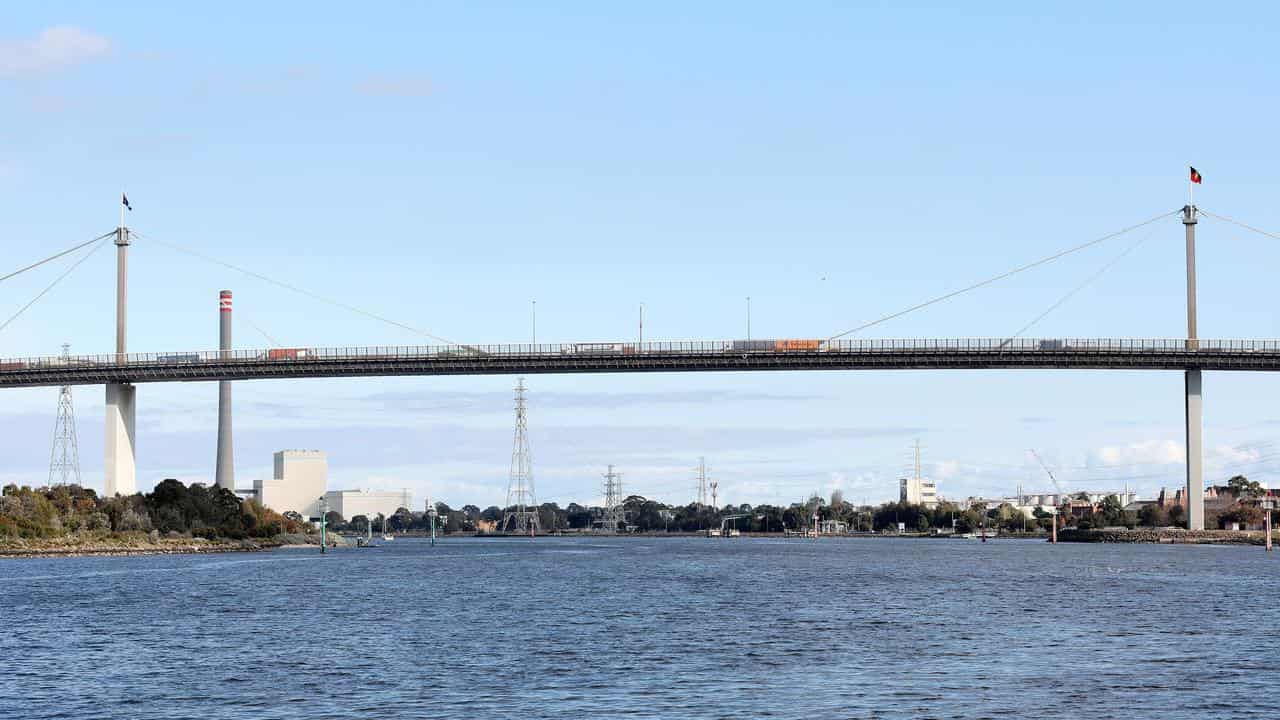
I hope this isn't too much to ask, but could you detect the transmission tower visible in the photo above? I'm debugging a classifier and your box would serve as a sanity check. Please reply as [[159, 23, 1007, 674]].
[[600, 465, 624, 533], [48, 343, 82, 487], [502, 378, 540, 535], [695, 457, 710, 506]]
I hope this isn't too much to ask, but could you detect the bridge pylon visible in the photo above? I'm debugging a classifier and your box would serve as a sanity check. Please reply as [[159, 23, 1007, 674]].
[[1183, 204, 1204, 531], [104, 219, 136, 496]]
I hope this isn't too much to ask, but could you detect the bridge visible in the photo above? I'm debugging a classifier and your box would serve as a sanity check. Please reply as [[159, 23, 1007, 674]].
[[2, 338, 1280, 387], [3, 201, 1279, 532]]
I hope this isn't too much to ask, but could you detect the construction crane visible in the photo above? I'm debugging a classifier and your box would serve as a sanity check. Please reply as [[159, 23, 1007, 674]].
[[1029, 449, 1064, 544]]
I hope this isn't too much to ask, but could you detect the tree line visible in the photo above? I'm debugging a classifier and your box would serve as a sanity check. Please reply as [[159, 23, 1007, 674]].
[[325, 477, 1278, 535], [0, 480, 310, 540]]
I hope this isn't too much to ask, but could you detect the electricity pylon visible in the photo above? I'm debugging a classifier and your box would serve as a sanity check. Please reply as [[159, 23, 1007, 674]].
[[48, 343, 82, 487]]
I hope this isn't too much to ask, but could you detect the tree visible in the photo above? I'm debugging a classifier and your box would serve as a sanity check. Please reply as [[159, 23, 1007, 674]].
[[1227, 475, 1263, 499], [1219, 504, 1264, 529], [1137, 503, 1167, 527]]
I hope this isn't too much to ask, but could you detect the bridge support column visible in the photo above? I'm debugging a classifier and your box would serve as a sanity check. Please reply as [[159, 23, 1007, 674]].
[[1184, 370, 1204, 530], [105, 222, 136, 496], [1183, 204, 1203, 530], [104, 383, 136, 496]]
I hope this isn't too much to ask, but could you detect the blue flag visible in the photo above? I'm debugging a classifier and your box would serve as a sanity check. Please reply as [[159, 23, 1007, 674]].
[[122, 193, 132, 211]]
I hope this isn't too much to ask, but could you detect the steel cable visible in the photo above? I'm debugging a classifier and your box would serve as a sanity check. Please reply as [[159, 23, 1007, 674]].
[[1003, 224, 1159, 343], [0, 236, 112, 335], [130, 231, 463, 347], [1199, 208, 1280, 242], [0, 230, 116, 286], [826, 209, 1181, 341]]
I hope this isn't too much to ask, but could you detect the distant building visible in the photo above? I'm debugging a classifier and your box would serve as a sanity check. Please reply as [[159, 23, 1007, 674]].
[[324, 488, 413, 522], [900, 476, 938, 508], [253, 450, 328, 519]]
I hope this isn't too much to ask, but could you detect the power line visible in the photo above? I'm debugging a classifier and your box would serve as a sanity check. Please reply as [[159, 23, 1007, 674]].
[[826, 209, 1181, 341], [130, 230, 462, 347], [0, 237, 111, 335], [0, 231, 116, 286]]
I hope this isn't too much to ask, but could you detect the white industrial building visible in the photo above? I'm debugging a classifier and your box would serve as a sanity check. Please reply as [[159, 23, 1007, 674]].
[[251, 450, 328, 520], [324, 488, 413, 522], [900, 476, 938, 508]]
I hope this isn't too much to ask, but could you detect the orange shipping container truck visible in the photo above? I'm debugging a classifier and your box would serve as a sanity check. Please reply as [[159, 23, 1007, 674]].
[[775, 339, 822, 351]]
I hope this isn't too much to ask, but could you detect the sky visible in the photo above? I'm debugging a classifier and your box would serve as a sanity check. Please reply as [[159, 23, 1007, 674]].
[[4, 2, 1280, 509]]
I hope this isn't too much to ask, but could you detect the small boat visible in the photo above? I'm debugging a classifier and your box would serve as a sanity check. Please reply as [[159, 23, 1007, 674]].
[[381, 514, 393, 542]]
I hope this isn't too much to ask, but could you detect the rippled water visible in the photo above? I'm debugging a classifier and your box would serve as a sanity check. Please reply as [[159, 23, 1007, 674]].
[[1, 537, 1277, 719]]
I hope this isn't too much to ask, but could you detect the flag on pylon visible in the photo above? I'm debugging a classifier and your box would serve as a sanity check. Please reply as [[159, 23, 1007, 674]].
[[1189, 166, 1202, 184], [122, 193, 132, 210]]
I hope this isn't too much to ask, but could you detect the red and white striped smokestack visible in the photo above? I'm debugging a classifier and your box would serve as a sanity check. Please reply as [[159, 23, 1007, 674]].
[[215, 290, 234, 491]]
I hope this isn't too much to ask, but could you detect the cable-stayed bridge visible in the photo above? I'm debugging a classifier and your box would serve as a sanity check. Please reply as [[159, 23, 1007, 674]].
[[2, 202, 1279, 531], [2, 338, 1280, 388]]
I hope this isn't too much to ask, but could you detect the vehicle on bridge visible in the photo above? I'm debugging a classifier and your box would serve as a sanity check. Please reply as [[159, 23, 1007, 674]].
[[156, 353, 202, 363], [732, 339, 824, 352], [559, 343, 638, 355], [261, 348, 315, 360]]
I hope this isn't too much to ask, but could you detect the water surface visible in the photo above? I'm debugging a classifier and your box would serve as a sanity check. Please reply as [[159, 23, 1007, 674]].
[[2, 537, 1275, 719]]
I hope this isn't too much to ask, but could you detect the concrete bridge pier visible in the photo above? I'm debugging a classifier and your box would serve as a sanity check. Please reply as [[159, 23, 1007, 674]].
[[104, 223, 137, 496], [104, 383, 135, 495]]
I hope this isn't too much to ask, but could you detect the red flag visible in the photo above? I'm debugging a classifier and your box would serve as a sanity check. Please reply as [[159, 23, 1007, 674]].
[[1190, 166, 1202, 184]]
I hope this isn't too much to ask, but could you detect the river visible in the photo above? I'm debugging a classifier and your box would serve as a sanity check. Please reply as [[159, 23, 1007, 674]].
[[1, 537, 1276, 719]]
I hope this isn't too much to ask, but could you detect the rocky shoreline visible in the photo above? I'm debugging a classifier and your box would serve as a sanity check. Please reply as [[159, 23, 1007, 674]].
[[0, 532, 321, 559], [1058, 528, 1275, 545]]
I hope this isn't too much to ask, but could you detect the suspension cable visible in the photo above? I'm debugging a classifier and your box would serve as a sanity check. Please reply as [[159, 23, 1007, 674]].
[[130, 231, 462, 347], [1004, 224, 1159, 342], [0, 230, 116, 286], [237, 310, 284, 348], [826, 209, 1181, 341], [1199, 208, 1280, 241], [0, 236, 112, 335]]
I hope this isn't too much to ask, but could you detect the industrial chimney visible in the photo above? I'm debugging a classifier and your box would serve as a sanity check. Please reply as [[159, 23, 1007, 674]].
[[215, 290, 234, 491]]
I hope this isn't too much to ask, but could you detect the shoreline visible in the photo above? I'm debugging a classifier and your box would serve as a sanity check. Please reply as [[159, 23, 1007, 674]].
[[0, 533, 323, 559]]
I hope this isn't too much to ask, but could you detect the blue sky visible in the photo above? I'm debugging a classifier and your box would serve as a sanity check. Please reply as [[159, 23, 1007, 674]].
[[3, 2, 1280, 508]]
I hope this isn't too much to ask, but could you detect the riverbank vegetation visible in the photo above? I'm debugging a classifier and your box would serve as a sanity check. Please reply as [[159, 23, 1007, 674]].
[[0, 480, 311, 544]]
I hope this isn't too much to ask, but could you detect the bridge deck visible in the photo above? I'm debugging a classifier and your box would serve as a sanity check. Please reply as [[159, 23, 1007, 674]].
[[2, 339, 1279, 388]]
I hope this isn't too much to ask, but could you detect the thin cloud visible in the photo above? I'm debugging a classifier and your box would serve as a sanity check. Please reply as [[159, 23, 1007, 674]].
[[355, 75, 433, 98], [0, 26, 111, 76]]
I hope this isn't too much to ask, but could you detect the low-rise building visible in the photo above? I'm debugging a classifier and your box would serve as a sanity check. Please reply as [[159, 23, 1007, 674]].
[[324, 488, 413, 522]]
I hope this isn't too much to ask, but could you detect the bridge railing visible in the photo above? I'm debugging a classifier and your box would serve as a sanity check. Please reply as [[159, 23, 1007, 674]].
[[3, 338, 1280, 371]]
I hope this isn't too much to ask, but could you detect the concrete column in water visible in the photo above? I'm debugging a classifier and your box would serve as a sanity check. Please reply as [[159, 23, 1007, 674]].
[[215, 291, 235, 491], [105, 225, 137, 496], [1183, 205, 1204, 530]]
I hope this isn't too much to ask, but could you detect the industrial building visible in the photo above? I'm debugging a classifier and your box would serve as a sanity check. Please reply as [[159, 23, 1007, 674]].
[[899, 475, 938, 508], [899, 440, 939, 508], [324, 488, 413, 522], [250, 450, 328, 520]]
